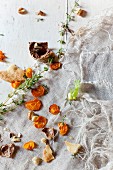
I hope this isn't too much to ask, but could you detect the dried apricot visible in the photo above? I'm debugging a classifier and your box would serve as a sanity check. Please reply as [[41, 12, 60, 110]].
[[49, 104, 60, 115], [58, 122, 69, 136], [50, 62, 61, 70], [34, 116, 47, 128], [25, 98, 42, 111], [11, 81, 22, 89], [31, 85, 45, 97], [25, 68, 33, 78], [23, 141, 36, 150]]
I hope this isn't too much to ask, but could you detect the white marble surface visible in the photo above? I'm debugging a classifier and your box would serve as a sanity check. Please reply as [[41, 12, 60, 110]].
[[0, 0, 113, 101]]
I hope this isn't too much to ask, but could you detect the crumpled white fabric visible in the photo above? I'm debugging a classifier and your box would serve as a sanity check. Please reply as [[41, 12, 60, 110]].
[[1, 7, 113, 170]]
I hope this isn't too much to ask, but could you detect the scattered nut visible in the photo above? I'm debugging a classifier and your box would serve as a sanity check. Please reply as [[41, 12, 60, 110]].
[[11, 136, 21, 142], [29, 42, 56, 63], [32, 157, 42, 165], [41, 138, 48, 144], [42, 127, 56, 140], [37, 11, 46, 16], [18, 8, 27, 15], [28, 111, 34, 120], [43, 145, 54, 163], [0, 143, 16, 158], [32, 115, 39, 122], [65, 141, 82, 155], [4, 127, 10, 132], [10, 133, 15, 138], [76, 8, 87, 17], [17, 133, 22, 138]]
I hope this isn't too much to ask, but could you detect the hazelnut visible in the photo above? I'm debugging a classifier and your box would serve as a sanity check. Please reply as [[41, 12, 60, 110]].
[[32, 157, 42, 165], [18, 8, 27, 15], [32, 116, 39, 122], [28, 111, 34, 120]]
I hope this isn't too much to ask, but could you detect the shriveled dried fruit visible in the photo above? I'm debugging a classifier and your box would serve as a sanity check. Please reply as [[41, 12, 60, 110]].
[[50, 62, 62, 70], [0, 51, 6, 62], [37, 11, 46, 16], [29, 42, 54, 63], [43, 145, 54, 162], [65, 141, 82, 155], [31, 85, 45, 97], [18, 8, 27, 14], [32, 156, 42, 165], [25, 98, 42, 111], [25, 68, 33, 78], [42, 127, 56, 140], [0, 143, 16, 158], [23, 141, 36, 150], [58, 122, 69, 136], [11, 81, 22, 89], [34, 116, 47, 128], [49, 104, 60, 115]]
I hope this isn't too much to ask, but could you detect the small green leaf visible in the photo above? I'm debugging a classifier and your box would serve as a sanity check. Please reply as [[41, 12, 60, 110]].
[[48, 57, 54, 64], [44, 67, 49, 71], [68, 80, 80, 101]]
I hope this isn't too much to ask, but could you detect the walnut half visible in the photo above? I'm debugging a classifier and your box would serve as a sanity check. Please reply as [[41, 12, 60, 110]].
[[29, 42, 55, 63], [0, 143, 16, 158]]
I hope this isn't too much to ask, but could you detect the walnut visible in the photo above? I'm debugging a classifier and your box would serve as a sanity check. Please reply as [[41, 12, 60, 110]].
[[43, 145, 54, 163], [42, 127, 56, 140], [18, 8, 27, 15], [29, 42, 55, 63], [0, 143, 16, 158], [37, 11, 46, 16]]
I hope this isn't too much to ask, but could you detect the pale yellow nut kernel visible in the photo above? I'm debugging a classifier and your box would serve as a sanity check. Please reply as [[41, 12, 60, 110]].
[[32, 157, 42, 165], [28, 111, 34, 120], [32, 116, 39, 122]]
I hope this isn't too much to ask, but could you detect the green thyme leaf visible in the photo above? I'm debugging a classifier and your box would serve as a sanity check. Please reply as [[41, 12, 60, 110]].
[[44, 67, 49, 71]]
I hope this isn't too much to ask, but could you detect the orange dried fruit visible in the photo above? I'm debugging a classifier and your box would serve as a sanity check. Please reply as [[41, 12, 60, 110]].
[[23, 141, 36, 150], [11, 81, 22, 89], [58, 122, 69, 136], [49, 104, 60, 115], [50, 62, 62, 70], [25, 98, 42, 111], [31, 85, 45, 97], [25, 68, 33, 78], [34, 116, 47, 128], [0, 51, 6, 62]]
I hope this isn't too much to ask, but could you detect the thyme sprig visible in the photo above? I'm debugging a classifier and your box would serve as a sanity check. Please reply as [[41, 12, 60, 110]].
[[57, 1, 80, 58], [0, 68, 48, 119]]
